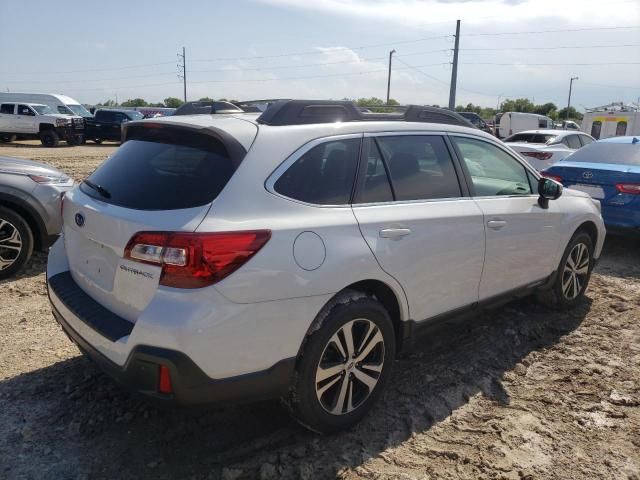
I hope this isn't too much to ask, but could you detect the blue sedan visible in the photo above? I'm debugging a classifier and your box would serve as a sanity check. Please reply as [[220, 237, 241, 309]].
[[544, 136, 640, 233]]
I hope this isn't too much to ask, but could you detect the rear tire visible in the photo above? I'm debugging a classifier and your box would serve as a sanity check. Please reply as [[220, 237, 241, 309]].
[[286, 292, 395, 434], [537, 231, 594, 309], [0, 207, 34, 280], [40, 130, 60, 147], [0, 134, 16, 143]]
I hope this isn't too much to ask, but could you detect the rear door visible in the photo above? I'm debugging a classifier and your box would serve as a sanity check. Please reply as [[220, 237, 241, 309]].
[[450, 135, 562, 300], [62, 123, 254, 322], [0, 103, 15, 131], [351, 133, 485, 322]]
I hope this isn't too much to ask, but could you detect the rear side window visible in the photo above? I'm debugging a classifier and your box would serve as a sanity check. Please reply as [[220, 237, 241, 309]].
[[566, 135, 582, 149], [0, 104, 14, 114], [80, 128, 238, 210], [376, 135, 461, 201], [95, 111, 113, 122], [579, 135, 594, 146], [274, 138, 360, 205], [356, 138, 394, 203]]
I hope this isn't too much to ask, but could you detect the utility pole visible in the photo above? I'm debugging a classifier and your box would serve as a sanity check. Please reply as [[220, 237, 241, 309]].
[[448, 20, 461, 110], [386, 49, 396, 105], [566, 76, 578, 120], [177, 47, 187, 102]]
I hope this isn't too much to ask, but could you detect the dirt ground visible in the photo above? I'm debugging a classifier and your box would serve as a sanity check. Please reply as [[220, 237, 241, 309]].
[[0, 140, 638, 480]]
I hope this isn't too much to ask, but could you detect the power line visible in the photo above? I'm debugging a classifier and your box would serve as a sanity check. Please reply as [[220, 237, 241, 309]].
[[462, 62, 640, 66], [4, 61, 176, 76], [464, 25, 640, 36], [461, 44, 640, 51], [190, 35, 453, 63]]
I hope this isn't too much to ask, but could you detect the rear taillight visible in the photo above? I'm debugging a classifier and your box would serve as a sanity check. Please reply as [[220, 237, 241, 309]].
[[124, 230, 271, 288], [541, 172, 562, 183], [616, 183, 640, 195], [521, 151, 553, 160], [158, 365, 172, 394]]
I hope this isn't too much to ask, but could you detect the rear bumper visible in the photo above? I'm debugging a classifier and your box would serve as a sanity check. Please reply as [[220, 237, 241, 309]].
[[47, 270, 295, 405]]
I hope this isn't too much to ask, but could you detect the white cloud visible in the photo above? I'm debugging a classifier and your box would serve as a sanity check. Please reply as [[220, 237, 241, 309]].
[[255, 0, 636, 27]]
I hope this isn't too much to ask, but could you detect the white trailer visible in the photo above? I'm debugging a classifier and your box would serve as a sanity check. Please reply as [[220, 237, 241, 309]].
[[495, 112, 553, 139], [0, 93, 92, 118], [582, 109, 640, 140]]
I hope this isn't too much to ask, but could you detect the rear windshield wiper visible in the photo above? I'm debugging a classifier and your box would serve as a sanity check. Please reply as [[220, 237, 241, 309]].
[[83, 179, 111, 199]]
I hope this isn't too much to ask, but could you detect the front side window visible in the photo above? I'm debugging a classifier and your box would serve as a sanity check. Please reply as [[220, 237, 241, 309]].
[[0, 104, 14, 114], [375, 135, 461, 201], [591, 121, 602, 139], [274, 138, 360, 205], [453, 136, 532, 196], [114, 113, 129, 123], [95, 111, 114, 122], [616, 121, 628, 136]]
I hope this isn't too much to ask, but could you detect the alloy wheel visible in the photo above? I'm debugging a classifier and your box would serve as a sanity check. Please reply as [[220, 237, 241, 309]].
[[0, 219, 23, 271], [315, 318, 385, 415], [561, 242, 590, 300]]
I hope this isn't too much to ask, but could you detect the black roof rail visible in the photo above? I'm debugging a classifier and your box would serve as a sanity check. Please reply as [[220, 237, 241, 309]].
[[255, 100, 475, 128], [174, 100, 244, 116]]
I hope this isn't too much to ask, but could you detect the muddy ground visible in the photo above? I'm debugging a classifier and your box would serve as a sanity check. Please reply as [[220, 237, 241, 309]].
[[0, 140, 638, 480]]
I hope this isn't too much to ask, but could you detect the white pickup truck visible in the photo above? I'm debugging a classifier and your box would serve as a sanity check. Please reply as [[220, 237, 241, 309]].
[[0, 102, 84, 147]]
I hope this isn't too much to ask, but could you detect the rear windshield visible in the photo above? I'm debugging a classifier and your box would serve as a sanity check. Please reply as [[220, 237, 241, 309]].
[[80, 128, 238, 210], [564, 143, 640, 166], [505, 133, 557, 144]]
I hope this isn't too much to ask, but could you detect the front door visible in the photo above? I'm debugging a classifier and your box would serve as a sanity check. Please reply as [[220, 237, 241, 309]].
[[16, 105, 37, 133], [450, 135, 563, 300], [351, 134, 485, 322]]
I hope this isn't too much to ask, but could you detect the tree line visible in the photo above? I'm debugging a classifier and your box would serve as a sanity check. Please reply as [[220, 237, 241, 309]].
[[98, 96, 583, 121]]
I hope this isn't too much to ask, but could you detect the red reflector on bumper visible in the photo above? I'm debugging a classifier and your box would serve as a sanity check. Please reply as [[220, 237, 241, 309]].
[[158, 365, 173, 394]]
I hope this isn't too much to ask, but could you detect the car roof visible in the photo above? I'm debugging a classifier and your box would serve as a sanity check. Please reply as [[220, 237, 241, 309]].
[[598, 136, 640, 144], [132, 112, 494, 151], [510, 129, 583, 136]]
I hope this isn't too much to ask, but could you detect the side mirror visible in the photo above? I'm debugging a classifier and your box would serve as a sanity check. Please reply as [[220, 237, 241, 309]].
[[538, 177, 562, 209]]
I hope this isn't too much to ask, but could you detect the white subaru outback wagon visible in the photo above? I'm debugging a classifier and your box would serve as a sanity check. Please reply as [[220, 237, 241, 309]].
[[47, 100, 605, 433]]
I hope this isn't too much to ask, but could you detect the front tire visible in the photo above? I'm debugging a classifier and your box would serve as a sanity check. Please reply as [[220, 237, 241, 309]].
[[93, 138, 103, 144], [538, 231, 594, 309], [287, 292, 395, 433], [0, 207, 34, 280], [0, 134, 16, 143], [40, 130, 60, 147]]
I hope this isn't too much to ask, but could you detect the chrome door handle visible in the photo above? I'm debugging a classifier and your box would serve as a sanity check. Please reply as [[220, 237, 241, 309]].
[[379, 228, 411, 238], [487, 220, 507, 230]]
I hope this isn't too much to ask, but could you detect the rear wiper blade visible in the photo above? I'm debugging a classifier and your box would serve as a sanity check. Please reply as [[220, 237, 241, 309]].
[[83, 179, 111, 199]]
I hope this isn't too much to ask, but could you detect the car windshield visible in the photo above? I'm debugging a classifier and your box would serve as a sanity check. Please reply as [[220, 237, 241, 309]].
[[505, 133, 557, 144], [32, 105, 53, 115], [67, 104, 93, 117], [565, 143, 640, 166], [128, 111, 144, 120]]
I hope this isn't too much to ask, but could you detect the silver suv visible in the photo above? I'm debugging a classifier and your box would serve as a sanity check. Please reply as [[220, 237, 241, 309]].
[[47, 101, 605, 433], [0, 156, 73, 279]]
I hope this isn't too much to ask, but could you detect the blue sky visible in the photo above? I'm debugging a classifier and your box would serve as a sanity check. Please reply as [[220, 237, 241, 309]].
[[0, 0, 639, 110]]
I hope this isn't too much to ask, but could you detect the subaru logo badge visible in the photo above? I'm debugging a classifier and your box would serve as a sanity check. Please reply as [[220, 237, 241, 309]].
[[582, 171, 594, 179], [74, 213, 85, 227]]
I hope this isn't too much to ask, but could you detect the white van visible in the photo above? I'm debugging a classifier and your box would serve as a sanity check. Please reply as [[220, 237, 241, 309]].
[[495, 112, 553, 139], [582, 110, 639, 140], [0, 93, 92, 119]]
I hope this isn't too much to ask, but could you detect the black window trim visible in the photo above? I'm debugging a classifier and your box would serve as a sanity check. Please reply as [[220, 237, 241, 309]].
[[264, 133, 364, 208], [352, 131, 471, 207], [448, 133, 541, 199]]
